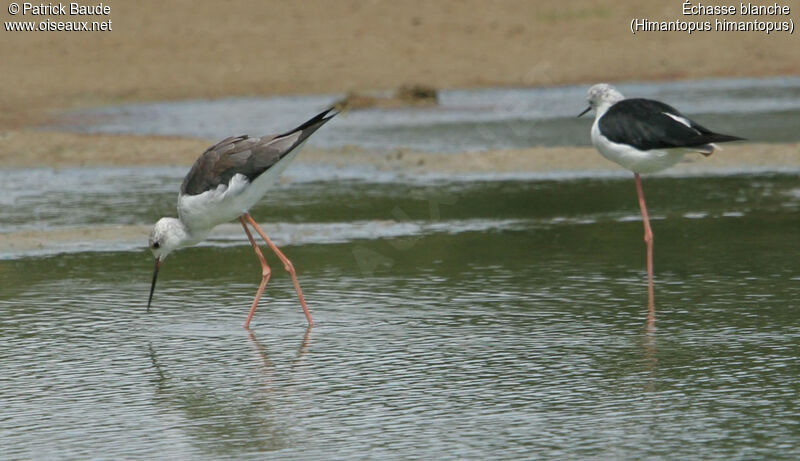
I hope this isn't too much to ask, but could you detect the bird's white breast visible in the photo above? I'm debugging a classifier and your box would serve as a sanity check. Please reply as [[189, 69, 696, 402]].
[[178, 175, 250, 231], [591, 118, 686, 174]]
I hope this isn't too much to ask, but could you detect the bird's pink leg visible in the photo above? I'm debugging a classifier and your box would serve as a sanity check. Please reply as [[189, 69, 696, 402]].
[[634, 174, 656, 318], [244, 213, 313, 326], [240, 216, 272, 329]]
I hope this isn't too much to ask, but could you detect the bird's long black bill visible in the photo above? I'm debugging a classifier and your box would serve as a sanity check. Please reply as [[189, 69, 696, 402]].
[[147, 259, 161, 312], [577, 106, 591, 118]]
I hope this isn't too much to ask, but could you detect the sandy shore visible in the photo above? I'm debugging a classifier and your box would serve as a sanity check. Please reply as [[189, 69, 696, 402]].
[[1, 1, 798, 169]]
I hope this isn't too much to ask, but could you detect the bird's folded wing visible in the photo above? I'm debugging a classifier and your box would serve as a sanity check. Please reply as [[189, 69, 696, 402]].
[[180, 108, 336, 196], [599, 99, 742, 151]]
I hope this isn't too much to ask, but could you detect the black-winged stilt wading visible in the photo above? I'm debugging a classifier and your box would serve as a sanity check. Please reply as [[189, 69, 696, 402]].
[[147, 108, 337, 328], [579, 83, 744, 313]]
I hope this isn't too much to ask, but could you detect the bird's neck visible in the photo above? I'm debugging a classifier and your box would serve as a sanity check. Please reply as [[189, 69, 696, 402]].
[[593, 101, 614, 120], [168, 218, 206, 250]]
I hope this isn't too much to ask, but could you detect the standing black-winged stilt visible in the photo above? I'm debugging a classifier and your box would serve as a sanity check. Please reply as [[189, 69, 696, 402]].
[[147, 108, 337, 328], [578, 83, 744, 311]]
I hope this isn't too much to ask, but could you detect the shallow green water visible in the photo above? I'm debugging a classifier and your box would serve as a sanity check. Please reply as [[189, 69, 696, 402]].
[[1, 171, 799, 459]]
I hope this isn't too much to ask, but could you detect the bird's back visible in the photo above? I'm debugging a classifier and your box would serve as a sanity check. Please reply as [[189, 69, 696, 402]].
[[180, 108, 336, 197], [180, 135, 280, 196], [176, 108, 337, 230], [599, 98, 743, 151]]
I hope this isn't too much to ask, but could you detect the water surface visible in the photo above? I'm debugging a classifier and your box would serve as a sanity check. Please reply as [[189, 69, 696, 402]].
[[2, 170, 799, 459], [51, 76, 800, 152]]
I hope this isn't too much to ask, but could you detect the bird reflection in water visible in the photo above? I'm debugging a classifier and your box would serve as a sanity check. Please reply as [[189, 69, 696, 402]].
[[147, 326, 313, 391], [246, 326, 313, 389], [145, 327, 313, 453], [642, 306, 658, 393]]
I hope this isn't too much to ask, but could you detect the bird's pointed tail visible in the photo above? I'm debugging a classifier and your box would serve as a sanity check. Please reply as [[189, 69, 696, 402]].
[[278, 107, 338, 141]]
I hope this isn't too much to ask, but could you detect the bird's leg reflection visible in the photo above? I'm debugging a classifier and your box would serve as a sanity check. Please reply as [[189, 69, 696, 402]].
[[246, 326, 312, 385], [247, 329, 275, 388], [643, 326, 657, 369], [646, 301, 656, 333], [291, 325, 312, 370], [644, 296, 656, 375], [247, 329, 274, 367], [642, 314, 658, 392]]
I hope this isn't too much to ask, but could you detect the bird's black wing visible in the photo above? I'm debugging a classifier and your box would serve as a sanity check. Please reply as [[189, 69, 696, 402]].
[[599, 98, 743, 151], [180, 108, 337, 196]]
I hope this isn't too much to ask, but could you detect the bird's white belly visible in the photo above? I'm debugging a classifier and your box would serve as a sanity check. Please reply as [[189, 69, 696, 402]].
[[176, 145, 304, 232], [591, 121, 686, 174]]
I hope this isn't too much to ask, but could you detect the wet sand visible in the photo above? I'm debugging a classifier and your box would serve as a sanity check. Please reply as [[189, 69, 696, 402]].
[[0, 224, 150, 257]]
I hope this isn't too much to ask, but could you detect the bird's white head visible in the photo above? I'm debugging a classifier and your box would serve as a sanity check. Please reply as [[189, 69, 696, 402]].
[[148, 217, 189, 261], [579, 83, 625, 118], [147, 217, 191, 310]]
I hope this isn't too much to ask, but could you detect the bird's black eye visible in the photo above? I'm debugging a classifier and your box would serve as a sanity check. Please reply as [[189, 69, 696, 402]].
[[153, 242, 160, 249]]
